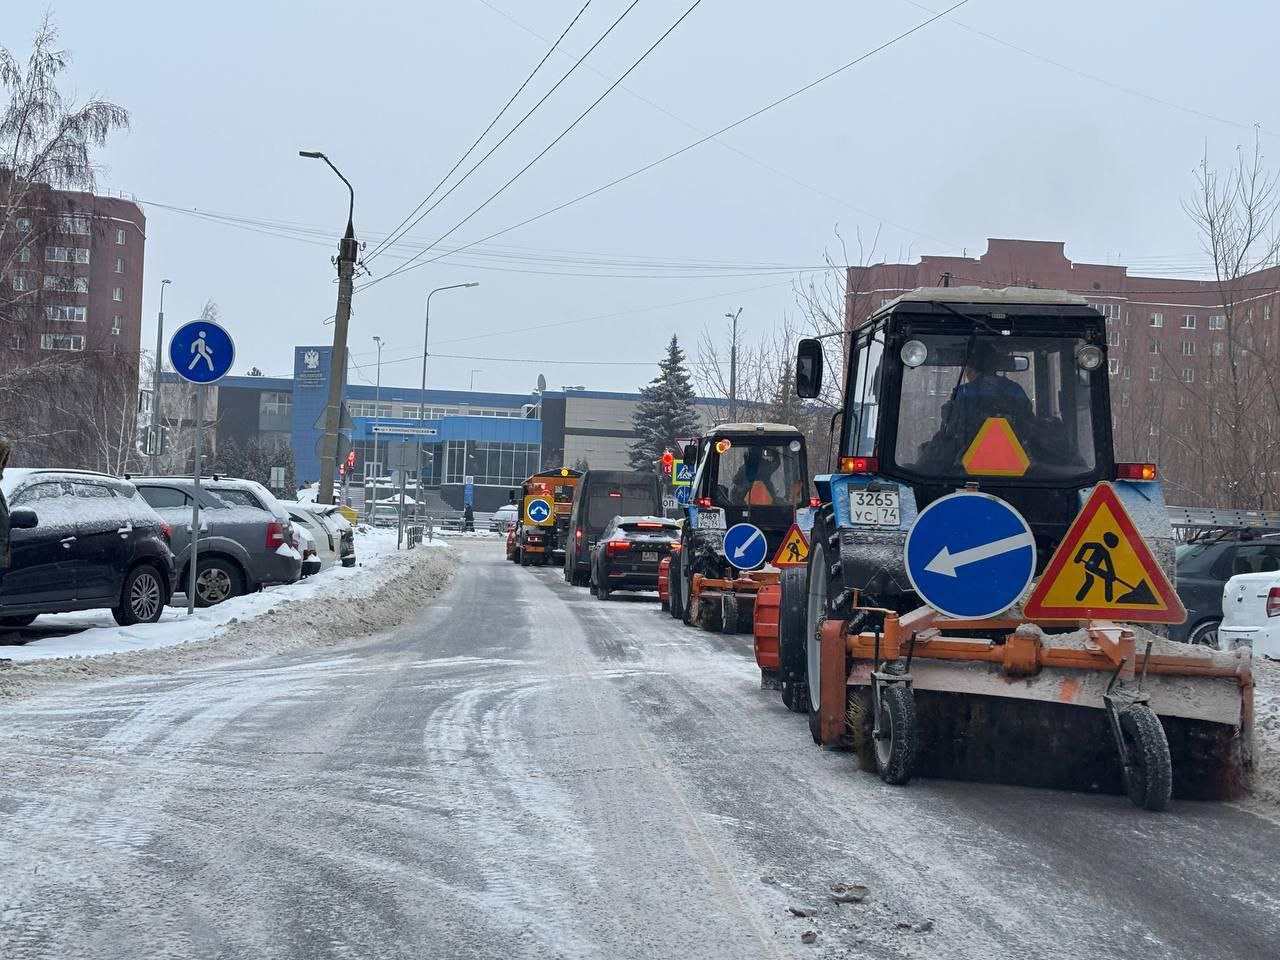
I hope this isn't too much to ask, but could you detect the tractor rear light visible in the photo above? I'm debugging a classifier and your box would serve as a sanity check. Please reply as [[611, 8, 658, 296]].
[[1267, 587, 1280, 618], [265, 521, 286, 549], [608, 491, 622, 498], [606, 540, 631, 555], [671, 542, 682, 552], [695, 497, 713, 508], [809, 497, 821, 508], [576, 528, 583, 540], [839, 456, 878, 474], [1116, 462, 1157, 481]]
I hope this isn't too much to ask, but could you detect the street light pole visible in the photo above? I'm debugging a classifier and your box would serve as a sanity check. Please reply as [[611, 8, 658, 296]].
[[149, 278, 171, 474], [369, 335, 384, 517], [300, 150, 358, 506], [469, 369, 483, 391], [416, 282, 479, 517], [725, 307, 743, 421]]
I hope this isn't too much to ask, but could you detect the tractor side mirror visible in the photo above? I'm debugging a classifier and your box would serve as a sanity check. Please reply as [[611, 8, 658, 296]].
[[796, 338, 824, 399], [682, 444, 697, 468], [9, 508, 38, 530]]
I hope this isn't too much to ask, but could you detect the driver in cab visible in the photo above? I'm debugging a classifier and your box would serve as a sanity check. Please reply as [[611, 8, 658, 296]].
[[920, 340, 1033, 467], [726, 446, 780, 506]]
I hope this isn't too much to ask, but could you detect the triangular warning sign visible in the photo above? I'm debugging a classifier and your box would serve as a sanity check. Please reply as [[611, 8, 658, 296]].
[[773, 524, 810, 567], [1024, 482, 1185, 624], [962, 417, 1030, 477]]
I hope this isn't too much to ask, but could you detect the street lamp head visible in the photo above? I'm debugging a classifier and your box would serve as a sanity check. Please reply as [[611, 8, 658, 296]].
[[298, 150, 324, 159], [161, 278, 171, 286], [463, 282, 480, 288]]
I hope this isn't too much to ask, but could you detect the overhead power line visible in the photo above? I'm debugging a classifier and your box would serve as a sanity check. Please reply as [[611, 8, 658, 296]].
[[364, 0, 596, 264], [362, 0, 970, 291]]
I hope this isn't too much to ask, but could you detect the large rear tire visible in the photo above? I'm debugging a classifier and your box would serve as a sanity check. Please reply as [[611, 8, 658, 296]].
[[1120, 704, 1173, 812], [778, 566, 809, 714]]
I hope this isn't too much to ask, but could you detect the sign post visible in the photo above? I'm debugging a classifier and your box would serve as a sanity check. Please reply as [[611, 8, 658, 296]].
[[169, 319, 235, 615]]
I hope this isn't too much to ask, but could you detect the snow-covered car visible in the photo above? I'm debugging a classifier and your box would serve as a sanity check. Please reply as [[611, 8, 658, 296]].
[[0, 469, 174, 627], [292, 523, 321, 577], [300, 502, 356, 567], [283, 503, 339, 573], [490, 503, 519, 533], [371, 504, 399, 528], [1219, 571, 1280, 658]]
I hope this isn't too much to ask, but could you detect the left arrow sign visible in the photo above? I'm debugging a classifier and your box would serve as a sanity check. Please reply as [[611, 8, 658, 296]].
[[924, 532, 1035, 578]]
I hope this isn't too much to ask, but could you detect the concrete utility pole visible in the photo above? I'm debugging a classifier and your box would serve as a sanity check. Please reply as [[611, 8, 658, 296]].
[[148, 278, 171, 474], [369, 335, 384, 517], [725, 307, 743, 421], [300, 150, 358, 506], [415, 282, 479, 517]]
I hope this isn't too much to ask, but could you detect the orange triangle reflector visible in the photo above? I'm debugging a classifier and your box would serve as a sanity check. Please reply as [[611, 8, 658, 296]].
[[962, 417, 1030, 477]]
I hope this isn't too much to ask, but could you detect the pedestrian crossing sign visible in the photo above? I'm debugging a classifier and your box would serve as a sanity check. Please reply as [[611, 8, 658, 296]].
[[1023, 483, 1185, 623], [773, 524, 810, 568]]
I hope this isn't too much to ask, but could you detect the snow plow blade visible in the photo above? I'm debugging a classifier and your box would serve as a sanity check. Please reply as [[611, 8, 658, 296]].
[[816, 608, 1253, 802]]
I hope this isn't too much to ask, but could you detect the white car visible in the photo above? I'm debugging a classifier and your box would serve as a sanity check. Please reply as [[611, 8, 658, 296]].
[[284, 503, 341, 573], [1218, 571, 1280, 658], [490, 503, 519, 533]]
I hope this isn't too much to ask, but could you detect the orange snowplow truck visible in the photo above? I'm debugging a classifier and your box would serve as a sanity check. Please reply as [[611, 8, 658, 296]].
[[514, 468, 581, 566]]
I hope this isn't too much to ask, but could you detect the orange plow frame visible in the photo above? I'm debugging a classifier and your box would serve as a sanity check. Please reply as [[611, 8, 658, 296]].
[[690, 570, 778, 630]]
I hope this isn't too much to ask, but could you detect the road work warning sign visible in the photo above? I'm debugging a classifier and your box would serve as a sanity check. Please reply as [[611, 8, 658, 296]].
[[1023, 482, 1185, 623], [773, 524, 809, 567]]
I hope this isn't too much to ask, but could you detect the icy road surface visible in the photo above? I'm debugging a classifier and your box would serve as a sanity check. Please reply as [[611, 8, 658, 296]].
[[0, 541, 1277, 959]]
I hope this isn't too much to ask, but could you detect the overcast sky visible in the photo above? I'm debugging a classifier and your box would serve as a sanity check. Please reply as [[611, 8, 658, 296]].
[[9, 0, 1278, 395]]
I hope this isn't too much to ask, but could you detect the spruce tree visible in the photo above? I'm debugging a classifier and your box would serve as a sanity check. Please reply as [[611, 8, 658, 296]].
[[628, 335, 702, 471]]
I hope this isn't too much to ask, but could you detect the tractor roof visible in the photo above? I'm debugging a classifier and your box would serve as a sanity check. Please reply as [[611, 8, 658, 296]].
[[880, 286, 1089, 309], [706, 422, 804, 438]]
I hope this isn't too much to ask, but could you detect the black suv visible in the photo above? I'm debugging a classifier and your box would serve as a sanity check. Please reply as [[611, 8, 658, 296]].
[[1, 469, 175, 627], [1171, 532, 1280, 647]]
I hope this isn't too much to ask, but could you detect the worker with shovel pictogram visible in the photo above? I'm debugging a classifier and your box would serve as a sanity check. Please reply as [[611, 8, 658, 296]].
[[1073, 532, 1157, 605]]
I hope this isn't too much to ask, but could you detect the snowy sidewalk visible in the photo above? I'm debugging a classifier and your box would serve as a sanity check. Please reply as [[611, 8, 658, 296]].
[[0, 529, 448, 664]]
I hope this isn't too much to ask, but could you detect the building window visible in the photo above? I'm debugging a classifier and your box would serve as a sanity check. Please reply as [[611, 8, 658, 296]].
[[45, 246, 90, 264], [45, 304, 87, 323], [1180, 368, 1195, 383], [43, 275, 89, 293], [111, 286, 122, 302], [115, 228, 126, 245], [1148, 342, 1161, 354], [1150, 367, 1161, 381], [16, 217, 31, 232], [1211, 341, 1224, 356], [1107, 358, 1120, 375], [40, 333, 84, 351], [259, 391, 293, 418], [53, 215, 91, 235], [1178, 395, 1189, 409], [1209, 314, 1226, 330], [348, 400, 393, 418], [1119, 393, 1130, 407], [114, 257, 124, 274], [9, 334, 24, 351], [1149, 425, 1160, 437], [11, 275, 26, 292], [1213, 369, 1225, 382], [111, 315, 121, 335], [1150, 313, 1163, 328], [1181, 314, 1197, 329], [1123, 365, 1131, 380], [1107, 331, 1119, 346], [1266, 304, 1272, 322], [17, 247, 30, 263], [1180, 341, 1195, 356]]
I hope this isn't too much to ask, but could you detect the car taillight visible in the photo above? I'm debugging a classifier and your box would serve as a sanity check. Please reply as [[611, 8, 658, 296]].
[[1116, 462, 1157, 481], [839, 456, 878, 474], [636, 522, 663, 529], [266, 521, 286, 549], [695, 497, 713, 508], [160, 522, 172, 543], [809, 497, 821, 508], [1267, 587, 1280, 618], [606, 540, 631, 555], [576, 528, 582, 540]]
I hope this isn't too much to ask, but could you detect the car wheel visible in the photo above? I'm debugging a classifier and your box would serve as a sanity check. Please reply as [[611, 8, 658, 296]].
[[1187, 619, 1220, 649], [341, 556, 356, 568], [0, 614, 38, 628], [193, 558, 244, 607], [113, 565, 166, 626]]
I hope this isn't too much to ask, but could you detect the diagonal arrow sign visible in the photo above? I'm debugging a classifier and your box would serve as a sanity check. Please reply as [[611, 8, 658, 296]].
[[733, 527, 764, 560], [924, 532, 1035, 577]]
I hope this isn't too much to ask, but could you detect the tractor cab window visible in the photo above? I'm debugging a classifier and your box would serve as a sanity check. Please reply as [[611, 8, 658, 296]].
[[847, 330, 885, 457], [893, 333, 1100, 481], [710, 439, 807, 507]]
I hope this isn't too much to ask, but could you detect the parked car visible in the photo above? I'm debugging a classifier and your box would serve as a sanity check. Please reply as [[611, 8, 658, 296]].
[[1171, 533, 1280, 647], [506, 520, 519, 562], [564, 470, 664, 587], [371, 504, 399, 528], [0, 469, 174, 626], [133, 477, 302, 606], [590, 516, 680, 600], [301, 502, 356, 567], [491, 503, 519, 533], [292, 523, 321, 577], [1219, 570, 1280, 658], [283, 502, 339, 573]]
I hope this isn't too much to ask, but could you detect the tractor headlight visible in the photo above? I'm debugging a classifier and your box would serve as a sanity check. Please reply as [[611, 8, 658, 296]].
[[900, 339, 928, 368], [1076, 344, 1105, 371]]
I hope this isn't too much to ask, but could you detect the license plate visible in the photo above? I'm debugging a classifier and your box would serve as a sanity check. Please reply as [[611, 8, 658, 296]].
[[642, 551, 658, 562], [697, 511, 725, 530], [849, 488, 900, 527]]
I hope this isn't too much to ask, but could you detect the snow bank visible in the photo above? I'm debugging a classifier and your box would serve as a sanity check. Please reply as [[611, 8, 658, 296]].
[[0, 529, 455, 700], [1252, 657, 1280, 808]]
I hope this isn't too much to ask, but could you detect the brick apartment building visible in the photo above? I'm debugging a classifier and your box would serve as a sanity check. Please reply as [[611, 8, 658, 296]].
[[845, 239, 1280, 503]]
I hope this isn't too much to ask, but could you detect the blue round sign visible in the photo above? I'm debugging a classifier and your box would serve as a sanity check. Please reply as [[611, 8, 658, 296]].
[[723, 522, 768, 571], [675, 486, 691, 505], [526, 497, 552, 523], [170, 320, 235, 384], [904, 491, 1035, 620]]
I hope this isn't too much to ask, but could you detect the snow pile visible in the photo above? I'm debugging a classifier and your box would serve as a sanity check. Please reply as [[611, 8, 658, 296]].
[[1252, 656, 1280, 807], [0, 528, 455, 701]]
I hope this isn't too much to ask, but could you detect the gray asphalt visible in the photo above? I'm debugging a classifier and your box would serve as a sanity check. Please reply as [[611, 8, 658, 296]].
[[0, 541, 1277, 959]]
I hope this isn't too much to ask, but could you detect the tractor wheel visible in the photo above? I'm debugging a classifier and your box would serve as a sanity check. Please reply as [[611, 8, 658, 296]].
[[1120, 704, 1173, 812], [519, 549, 530, 567], [697, 592, 722, 632], [668, 551, 686, 621], [805, 506, 847, 745], [680, 554, 697, 627], [873, 684, 917, 786], [721, 594, 739, 634], [778, 566, 809, 714]]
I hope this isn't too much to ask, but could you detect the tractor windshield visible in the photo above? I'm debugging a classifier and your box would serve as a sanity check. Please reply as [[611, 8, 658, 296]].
[[892, 333, 1101, 481], [711, 439, 808, 507]]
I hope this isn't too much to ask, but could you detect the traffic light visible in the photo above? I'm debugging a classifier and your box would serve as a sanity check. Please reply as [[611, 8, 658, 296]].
[[661, 450, 674, 474], [338, 463, 345, 477], [346, 450, 357, 469]]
